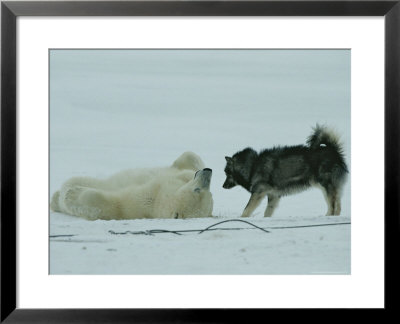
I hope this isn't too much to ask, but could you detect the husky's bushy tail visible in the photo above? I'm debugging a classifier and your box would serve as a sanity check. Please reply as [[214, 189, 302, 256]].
[[307, 124, 348, 173], [307, 124, 342, 151]]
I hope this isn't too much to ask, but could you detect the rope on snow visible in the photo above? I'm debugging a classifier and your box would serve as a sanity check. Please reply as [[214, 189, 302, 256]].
[[50, 220, 351, 238], [107, 219, 351, 236]]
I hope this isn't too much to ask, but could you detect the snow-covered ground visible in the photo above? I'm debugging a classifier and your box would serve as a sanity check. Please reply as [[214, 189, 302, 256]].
[[50, 49, 351, 275], [50, 215, 350, 275]]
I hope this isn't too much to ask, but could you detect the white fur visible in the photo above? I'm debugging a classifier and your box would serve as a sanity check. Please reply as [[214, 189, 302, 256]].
[[51, 152, 213, 220]]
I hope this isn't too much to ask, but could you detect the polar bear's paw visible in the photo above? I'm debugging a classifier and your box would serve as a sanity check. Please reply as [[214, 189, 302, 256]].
[[67, 205, 102, 220], [78, 189, 117, 220], [80, 188, 105, 206], [50, 190, 61, 212], [61, 186, 103, 219]]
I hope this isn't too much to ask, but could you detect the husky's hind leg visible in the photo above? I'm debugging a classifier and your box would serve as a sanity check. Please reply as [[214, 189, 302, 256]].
[[319, 186, 333, 215], [331, 184, 343, 215], [333, 198, 342, 215], [321, 185, 342, 216], [264, 195, 280, 217], [241, 191, 267, 217]]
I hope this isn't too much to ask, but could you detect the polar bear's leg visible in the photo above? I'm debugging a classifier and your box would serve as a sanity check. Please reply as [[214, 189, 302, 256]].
[[50, 190, 61, 212], [59, 185, 120, 220], [78, 188, 121, 220], [52, 176, 125, 219], [63, 176, 108, 190], [172, 151, 205, 171], [59, 185, 98, 219]]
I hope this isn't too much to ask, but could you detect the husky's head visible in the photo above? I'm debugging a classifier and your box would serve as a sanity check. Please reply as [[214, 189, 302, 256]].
[[223, 156, 237, 189], [223, 148, 257, 191]]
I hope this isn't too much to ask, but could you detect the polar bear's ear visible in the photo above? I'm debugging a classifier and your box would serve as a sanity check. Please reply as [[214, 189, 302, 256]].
[[225, 156, 232, 162]]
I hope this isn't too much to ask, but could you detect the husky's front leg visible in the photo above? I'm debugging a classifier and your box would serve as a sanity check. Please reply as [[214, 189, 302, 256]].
[[264, 195, 280, 217], [241, 192, 267, 217]]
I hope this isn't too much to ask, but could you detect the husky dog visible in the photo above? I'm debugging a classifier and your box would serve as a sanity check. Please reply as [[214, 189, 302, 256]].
[[223, 125, 348, 217]]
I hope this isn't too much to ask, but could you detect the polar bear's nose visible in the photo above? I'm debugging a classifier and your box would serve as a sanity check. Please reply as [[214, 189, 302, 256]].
[[195, 168, 212, 179], [194, 168, 212, 189]]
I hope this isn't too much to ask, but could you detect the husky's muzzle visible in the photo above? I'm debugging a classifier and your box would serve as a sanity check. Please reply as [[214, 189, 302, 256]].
[[222, 177, 236, 189], [194, 168, 212, 189]]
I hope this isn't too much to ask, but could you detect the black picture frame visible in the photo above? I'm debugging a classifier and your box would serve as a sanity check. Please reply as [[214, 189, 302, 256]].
[[1, 0, 399, 322]]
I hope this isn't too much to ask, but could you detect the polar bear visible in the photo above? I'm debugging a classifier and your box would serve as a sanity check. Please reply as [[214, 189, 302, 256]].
[[50, 152, 213, 220]]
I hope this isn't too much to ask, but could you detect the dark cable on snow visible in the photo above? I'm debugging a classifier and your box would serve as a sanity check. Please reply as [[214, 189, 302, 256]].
[[107, 219, 351, 236], [50, 220, 351, 238], [49, 234, 77, 238], [197, 219, 270, 234], [108, 219, 271, 236], [268, 222, 351, 230]]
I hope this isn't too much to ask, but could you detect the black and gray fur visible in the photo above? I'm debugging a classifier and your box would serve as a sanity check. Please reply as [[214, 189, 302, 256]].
[[223, 125, 348, 217]]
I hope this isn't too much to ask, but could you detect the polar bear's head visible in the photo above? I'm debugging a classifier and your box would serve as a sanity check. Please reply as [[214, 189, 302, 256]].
[[172, 168, 213, 219]]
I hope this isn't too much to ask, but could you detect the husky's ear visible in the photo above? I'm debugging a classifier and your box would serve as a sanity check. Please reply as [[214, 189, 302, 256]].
[[225, 156, 232, 162]]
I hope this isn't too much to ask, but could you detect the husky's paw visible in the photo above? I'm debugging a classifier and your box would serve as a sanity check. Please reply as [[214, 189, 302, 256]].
[[264, 210, 273, 217], [240, 212, 251, 218]]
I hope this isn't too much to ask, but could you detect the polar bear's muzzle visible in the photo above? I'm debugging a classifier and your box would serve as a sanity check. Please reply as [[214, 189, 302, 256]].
[[194, 168, 212, 190]]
